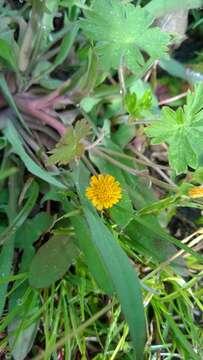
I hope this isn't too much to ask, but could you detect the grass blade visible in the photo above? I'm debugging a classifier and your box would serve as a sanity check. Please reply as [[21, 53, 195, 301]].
[[164, 313, 199, 360], [4, 121, 66, 189], [0, 73, 29, 132], [0, 235, 15, 317], [0, 181, 39, 246]]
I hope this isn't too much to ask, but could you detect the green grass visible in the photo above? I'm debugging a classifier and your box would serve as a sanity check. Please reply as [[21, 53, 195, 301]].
[[0, 0, 203, 359]]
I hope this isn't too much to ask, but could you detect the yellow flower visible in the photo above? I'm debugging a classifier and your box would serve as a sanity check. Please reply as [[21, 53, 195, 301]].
[[86, 174, 122, 211], [188, 187, 203, 198]]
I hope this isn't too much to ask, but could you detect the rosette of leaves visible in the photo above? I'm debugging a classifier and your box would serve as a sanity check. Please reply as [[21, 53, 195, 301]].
[[145, 83, 203, 174], [80, 0, 171, 73]]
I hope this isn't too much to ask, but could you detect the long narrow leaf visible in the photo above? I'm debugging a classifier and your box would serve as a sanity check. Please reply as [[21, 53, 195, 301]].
[[74, 163, 146, 360], [0, 235, 15, 317], [0, 181, 38, 317], [4, 121, 66, 189], [0, 73, 29, 132], [54, 24, 79, 69], [145, 0, 203, 18], [0, 181, 39, 245], [164, 313, 199, 360], [83, 208, 146, 359], [69, 211, 114, 295]]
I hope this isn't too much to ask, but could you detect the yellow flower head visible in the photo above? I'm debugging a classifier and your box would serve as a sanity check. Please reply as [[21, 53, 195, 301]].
[[86, 174, 122, 211], [188, 186, 203, 198]]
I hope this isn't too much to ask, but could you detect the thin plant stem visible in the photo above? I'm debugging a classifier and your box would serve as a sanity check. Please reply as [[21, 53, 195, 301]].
[[91, 147, 177, 192], [118, 62, 126, 96], [92, 147, 146, 176], [82, 155, 98, 175], [143, 230, 203, 282], [158, 92, 188, 106], [128, 145, 177, 188], [31, 109, 66, 136], [98, 146, 169, 170]]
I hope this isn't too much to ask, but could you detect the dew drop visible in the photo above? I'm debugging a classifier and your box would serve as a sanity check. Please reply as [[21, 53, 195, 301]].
[[49, 34, 53, 42], [17, 298, 23, 306]]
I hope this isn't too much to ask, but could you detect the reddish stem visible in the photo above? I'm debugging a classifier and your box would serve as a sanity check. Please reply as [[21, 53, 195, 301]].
[[15, 94, 66, 136], [31, 109, 66, 136]]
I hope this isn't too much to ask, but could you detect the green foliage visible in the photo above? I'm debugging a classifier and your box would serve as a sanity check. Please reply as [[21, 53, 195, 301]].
[[145, 83, 203, 174], [0, 235, 15, 317], [8, 292, 39, 360], [29, 235, 79, 288], [0, 0, 202, 359], [48, 119, 91, 165], [145, 0, 203, 18], [0, 180, 39, 318], [74, 162, 146, 360], [124, 89, 152, 118], [0, 38, 18, 71], [80, 0, 170, 73], [4, 122, 66, 189]]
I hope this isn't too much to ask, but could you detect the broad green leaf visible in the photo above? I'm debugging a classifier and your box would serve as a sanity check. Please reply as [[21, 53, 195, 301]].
[[145, 83, 203, 174], [69, 211, 114, 295], [112, 124, 135, 148], [74, 162, 146, 360], [15, 212, 53, 272], [29, 235, 79, 288], [80, 0, 170, 73], [168, 129, 198, 174], [145, 0, 203, 18], [48, 119, 91, 165], [80, 96, 100, 113], [15, 212, 53, 251], [4, 121, 66, 189], [0, 38, 18, 71]]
